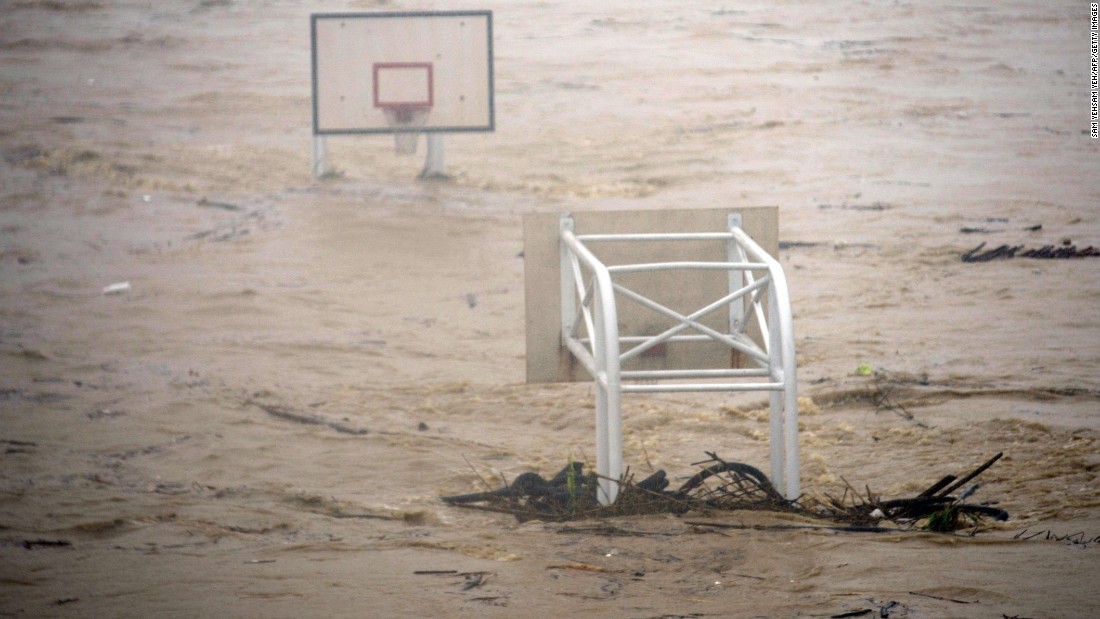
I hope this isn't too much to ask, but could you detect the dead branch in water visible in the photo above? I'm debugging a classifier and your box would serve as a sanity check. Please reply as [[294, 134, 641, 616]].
[[809, 453, 1009, 531], [244, 399, 368, 435], [441, 452, 1010, 535]]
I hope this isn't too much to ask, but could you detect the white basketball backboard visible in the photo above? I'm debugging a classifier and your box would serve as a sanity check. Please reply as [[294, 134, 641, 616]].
[[311, 11, 494, 135]]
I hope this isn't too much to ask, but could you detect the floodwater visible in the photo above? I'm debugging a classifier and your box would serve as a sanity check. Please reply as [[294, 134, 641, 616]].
[[1, 1, 1098, 617]]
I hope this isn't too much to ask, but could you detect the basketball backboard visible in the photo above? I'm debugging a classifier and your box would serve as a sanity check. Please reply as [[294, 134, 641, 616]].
[[311, 11, 494, 135]]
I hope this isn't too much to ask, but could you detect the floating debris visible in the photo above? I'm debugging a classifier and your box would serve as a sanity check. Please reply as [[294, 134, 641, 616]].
[[809, 452, 1009, 530], [196, 197, 244, 212], [244, 399, 368, 436], [818, 201, 893, 211], [440, 451, 807, 523], [962, 242, 1100, 262], [21, 539, 72, 549], [444, 452, 798, 522], [102, 281, 131, 295], [442, 451, 1009, 534]]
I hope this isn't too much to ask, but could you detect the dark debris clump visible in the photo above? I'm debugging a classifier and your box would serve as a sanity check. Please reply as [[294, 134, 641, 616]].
[[441, 452, 796, 522], [441, 451, 1010, 535], [962, 241, 1100, 262]]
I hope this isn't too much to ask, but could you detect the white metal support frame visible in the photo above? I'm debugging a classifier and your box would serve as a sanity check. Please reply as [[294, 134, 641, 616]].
[[559, 213, 799, 505]]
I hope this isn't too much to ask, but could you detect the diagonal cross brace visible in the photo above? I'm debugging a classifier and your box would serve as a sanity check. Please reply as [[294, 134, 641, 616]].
[[614, 277, 772, 366]]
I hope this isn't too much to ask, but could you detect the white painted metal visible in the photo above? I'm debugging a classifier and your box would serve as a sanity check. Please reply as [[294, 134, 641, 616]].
[[575, 232, 736, 242], [558, 212, 800, 505], [312, 135, 327, 178], [420, 134, 446, 178], [606, 262, 768, 273], [726, 213, 745, 337]]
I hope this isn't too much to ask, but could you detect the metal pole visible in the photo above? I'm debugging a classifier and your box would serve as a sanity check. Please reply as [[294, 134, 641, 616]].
[[727, 213, 746, 335], [592, 277, 622, 505], [560, 215, 577, 343], [420, 133, 446, 178], [312, 135, 327, 178], [768, 284, 786, 495]]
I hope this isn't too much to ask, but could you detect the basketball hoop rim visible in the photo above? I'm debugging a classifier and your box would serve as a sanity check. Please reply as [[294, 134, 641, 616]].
[[380, 104, 432, 133], [378, 102, 434, 111]]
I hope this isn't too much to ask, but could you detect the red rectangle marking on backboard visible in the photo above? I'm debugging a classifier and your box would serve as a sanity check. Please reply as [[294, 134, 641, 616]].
[[372, 62, 433, 108]]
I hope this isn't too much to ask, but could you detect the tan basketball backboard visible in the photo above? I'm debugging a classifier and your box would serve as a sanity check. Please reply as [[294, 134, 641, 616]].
[[311, 11, 494, 134], [524, 207, 779, 384]]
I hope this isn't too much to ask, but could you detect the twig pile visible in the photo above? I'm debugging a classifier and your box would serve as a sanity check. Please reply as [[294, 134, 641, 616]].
[[810, 452, 1009, 531], [441, 452, 1010, 534], [440, 452, 794, 522]]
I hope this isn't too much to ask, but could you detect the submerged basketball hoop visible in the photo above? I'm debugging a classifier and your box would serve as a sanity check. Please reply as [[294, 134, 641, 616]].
[[375, 61, 433, 155], [310, 11, 495, 177]]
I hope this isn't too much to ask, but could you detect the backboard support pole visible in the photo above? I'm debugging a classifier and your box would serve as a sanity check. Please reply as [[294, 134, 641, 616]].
[[312, 135, 327, 178], [726, 212, 745, 334], [420, 133, 446, 178]]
